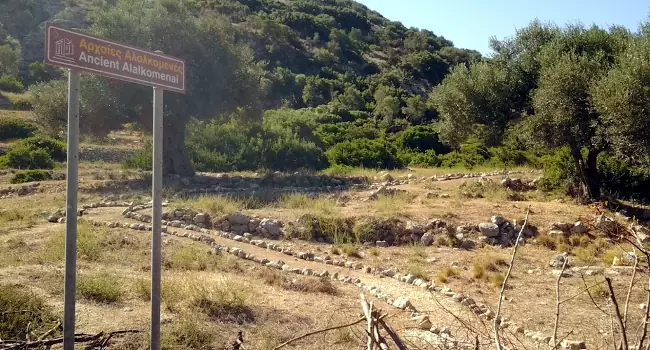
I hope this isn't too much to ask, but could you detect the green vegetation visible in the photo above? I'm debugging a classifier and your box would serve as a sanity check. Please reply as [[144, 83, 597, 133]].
[[0, 0, 648, 202], [0, 284, 60, 340], [0, 135, 65, 170], [10, 169, 52, 183]]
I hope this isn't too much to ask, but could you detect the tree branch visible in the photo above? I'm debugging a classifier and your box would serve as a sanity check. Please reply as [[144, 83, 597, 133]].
[[606, 277, 629, 350], [623, 250, 639, 328], [494, 205, 531, 350], [638, 278, 650, 350], [271, 317, 366, 350], [552, 256, 568, 349]]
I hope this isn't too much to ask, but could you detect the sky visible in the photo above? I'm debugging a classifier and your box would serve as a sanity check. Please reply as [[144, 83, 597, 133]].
[[355, 0, 650, 56]]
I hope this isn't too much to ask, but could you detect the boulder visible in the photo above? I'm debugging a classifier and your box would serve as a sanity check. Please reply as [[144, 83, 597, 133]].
[[491, 215, 506, 226], [229, 212, 250, 225], [193, 213, 207, 224], [392, 297, 412, 310], [259, 218, 282, 237], [479, 223, 500, 238], [571, 221, 587, 234], [420, 232, 435, 246], [379, 173, 394, 182]]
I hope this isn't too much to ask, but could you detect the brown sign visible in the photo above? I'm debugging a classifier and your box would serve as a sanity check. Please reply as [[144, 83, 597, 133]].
[[45, 24, 185, 93]]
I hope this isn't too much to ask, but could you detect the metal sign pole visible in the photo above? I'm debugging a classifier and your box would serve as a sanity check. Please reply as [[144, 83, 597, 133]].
[[150, 85, 164, 350], [63, 68, 80, 350]]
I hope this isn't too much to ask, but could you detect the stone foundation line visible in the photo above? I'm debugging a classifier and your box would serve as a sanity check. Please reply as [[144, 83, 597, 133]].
[[51, 200, 586, 349]]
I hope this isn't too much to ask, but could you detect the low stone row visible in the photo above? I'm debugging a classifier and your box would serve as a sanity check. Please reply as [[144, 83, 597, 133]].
[[114, 205, 585, 349]]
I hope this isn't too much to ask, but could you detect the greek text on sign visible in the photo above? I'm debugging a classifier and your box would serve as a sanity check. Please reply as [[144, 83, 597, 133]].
[[45, 24, 185, 93]]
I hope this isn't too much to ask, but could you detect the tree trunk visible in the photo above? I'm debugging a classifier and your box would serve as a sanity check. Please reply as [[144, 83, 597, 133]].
[[162, 116, 195, 178], [585, 148, 601, 199], [569, 145, 601, 200], [138, 104, 195, 178]]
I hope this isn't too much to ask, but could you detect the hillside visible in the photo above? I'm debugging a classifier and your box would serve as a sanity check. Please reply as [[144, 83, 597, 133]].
[[1, 0, 481, 110]]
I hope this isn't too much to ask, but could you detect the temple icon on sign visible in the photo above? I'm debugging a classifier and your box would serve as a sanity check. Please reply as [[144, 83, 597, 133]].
[[54, 37, 75, 63]]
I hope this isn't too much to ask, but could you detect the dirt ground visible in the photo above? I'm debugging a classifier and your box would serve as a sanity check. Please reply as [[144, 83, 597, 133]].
[[2, 158, 649, 349]]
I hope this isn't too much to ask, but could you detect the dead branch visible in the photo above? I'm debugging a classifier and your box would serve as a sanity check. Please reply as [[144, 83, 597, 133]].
[[552, 256, 569, 349], [494, 205, 531, 350], [378, 319, 408, 350], [638, 277, 650, 350], [271, 317, 366, 350], [0, 330, 143, 350], [606, 277, 630, 350], [37, 321, 61, 341], [623, 250, 639, 328]]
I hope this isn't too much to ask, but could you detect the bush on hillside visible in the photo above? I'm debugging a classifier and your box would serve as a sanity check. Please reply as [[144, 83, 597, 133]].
[[11, 96, 32, 110], [10, 169, 52, 183], [439, 141, 490, 169], [598, 153, 650, 203], [397, 125, 450, 154], [0, 118, 37, 141], [16, 136, 66, 161], [327, 138, 404, 169], [0, 74, 23, 93], [123, 142, 152, 171], [0, 144, 55, 169], [536, 147, 580, 195], [408, 149, 442, 167]]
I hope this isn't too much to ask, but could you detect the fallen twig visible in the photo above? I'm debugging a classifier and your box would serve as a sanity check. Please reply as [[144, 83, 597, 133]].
[[0, 330, 143, 350], [271, 317, 366, 350]]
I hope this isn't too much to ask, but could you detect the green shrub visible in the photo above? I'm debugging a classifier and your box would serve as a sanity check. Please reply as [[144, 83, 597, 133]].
[[537, 147, 580, 194], [0, 284, 60, 340], [397, 125, 450, 154], [408, 149, 442, 167], [0, 145, 55, 169], [0, 74, 23, 92], [77, 273, 122, 303], [16, 136, 67, 161], [0, 118, 37, 141], [10, 169, 52, 183], [439, 141, 491, 169], [123, 142, 152, 170], [11, 97, 32, 110], [598, 153, 650, 202], [327, 138, 404, 169]]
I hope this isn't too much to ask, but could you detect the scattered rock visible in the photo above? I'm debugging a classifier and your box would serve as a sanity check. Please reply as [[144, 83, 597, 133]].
[[571, 221, 587, 234], [549, 252, 569, 268], [491, 215, 506, 226], [412, 315, 432, 330], [420, 232, 435, 246], [393, 297, 412, 310], [478, 223, 500, 238]]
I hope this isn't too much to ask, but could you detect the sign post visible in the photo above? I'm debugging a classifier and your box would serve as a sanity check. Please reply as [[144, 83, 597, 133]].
[[62, 69, 80, 350], [45, 24, 185, 350], [150, 82, 164, 350]]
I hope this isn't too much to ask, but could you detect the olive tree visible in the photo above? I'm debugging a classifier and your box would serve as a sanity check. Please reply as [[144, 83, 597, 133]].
[[31, 0, 264, 176]]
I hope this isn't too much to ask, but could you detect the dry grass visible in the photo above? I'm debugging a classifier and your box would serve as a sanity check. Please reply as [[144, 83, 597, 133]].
[[256, 268, 339, 295], [436, 267, 459, 283], [275, 192, 337, 215], [77, 272, 123, 303], [371, 192, 414, 217]]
